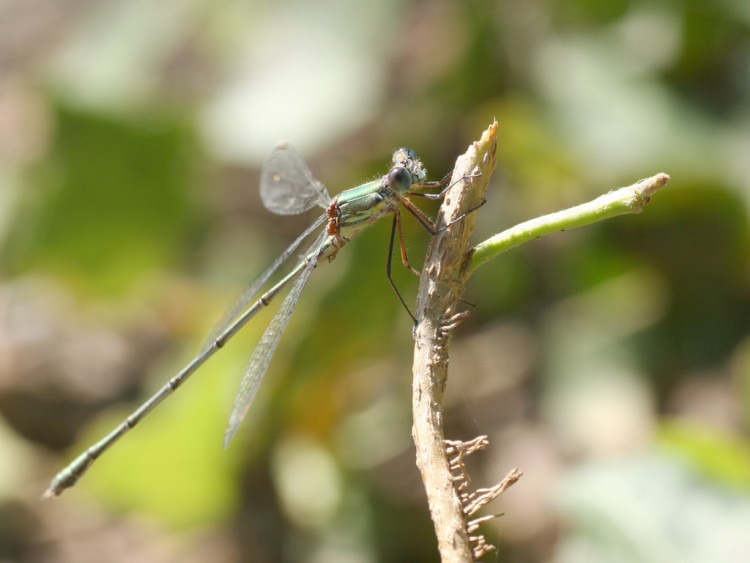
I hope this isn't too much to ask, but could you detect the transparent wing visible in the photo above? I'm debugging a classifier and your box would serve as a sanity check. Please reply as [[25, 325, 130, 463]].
[[261, 143, 331, 215], [223, 233, 324, 447], [200, 214, 327, 353]]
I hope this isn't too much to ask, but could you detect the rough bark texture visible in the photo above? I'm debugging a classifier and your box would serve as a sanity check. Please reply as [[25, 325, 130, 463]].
[[412, 122, 498, 563]]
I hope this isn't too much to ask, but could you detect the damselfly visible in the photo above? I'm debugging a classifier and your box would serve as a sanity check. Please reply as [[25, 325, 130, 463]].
[[44, 143, 457, 498]]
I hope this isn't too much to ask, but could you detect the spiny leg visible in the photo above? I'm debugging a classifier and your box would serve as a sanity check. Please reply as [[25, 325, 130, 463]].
[[409, 171, 482, 201], [395, 207, 421, 277], [385, 172, 487, 323], [397, 170, 484, 236], [436, 197, 487, 233], [386, 212, 418, 324], [395, 193, 438, 235], [410, 170, 452, 197], [395, 188, 486, 237]]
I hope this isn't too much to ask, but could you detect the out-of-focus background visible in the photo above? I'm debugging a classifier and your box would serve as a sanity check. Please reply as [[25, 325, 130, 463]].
[[1, 1, 749, 562]]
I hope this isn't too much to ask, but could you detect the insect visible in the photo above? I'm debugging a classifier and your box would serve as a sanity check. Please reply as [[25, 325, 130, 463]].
[[44, 143, 461, 498]]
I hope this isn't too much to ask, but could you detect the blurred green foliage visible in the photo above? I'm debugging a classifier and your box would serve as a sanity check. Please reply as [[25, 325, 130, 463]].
[[661, 420, 750, 489], [6, 105, 202, 296]]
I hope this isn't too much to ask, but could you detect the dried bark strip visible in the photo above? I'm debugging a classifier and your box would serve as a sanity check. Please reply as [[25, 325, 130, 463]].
[[412, 122, 498, 563]]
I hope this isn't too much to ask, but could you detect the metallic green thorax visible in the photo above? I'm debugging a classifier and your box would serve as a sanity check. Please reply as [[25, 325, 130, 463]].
[[324, 148, 430, 253], [333, 180, 395, 241]]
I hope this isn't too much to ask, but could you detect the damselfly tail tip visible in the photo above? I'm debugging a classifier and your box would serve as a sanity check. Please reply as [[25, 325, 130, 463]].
[[222, 429, 236, 450], [41, 485, 60, 501]]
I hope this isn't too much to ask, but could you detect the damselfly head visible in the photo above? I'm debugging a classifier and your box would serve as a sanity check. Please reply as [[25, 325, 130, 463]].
[[391, 147, 427, 184]]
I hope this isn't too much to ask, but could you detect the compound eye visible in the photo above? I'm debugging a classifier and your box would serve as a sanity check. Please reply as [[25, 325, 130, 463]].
[[387, 166, 411, 193]]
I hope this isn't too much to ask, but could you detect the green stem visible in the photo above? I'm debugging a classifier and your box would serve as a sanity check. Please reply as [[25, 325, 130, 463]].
[[468, 173, 671, 273]]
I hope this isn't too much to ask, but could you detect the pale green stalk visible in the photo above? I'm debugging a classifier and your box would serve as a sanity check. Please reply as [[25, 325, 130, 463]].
[[468, 172, 671, 273]]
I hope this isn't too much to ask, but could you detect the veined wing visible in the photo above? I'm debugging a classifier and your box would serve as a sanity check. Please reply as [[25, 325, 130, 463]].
[[223, 231, 325, 447], [201, 213, 327, 353], [261, 143, 331, 215]]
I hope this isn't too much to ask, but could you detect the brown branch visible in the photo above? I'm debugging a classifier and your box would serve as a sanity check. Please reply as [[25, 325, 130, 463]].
[[412, 122, 498, 562], [411, 121, 670, 561]]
